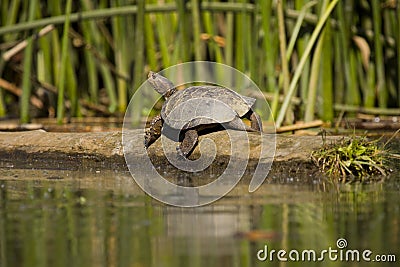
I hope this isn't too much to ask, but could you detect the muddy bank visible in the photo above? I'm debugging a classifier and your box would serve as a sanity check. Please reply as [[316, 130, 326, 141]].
[[0, 130, 333, 178]]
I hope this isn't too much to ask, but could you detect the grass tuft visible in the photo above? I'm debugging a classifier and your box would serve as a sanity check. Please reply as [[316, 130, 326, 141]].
[[311, 133, 389, 183]]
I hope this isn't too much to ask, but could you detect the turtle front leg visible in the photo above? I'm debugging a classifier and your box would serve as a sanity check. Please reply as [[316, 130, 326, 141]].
[[145, 115, 163, 148], [177, 129, 198, 157], [248, 110, 263, 132]]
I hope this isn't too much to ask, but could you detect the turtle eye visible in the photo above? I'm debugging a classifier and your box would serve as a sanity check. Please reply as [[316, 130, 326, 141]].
[[148, 71, 156, 80]]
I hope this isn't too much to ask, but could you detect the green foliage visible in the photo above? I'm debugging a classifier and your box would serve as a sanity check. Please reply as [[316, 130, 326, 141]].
[[20, 0, 37, 123], [56, 0, 72, 124], [311, 134, 388, 183], [0, 1, 398, 124]]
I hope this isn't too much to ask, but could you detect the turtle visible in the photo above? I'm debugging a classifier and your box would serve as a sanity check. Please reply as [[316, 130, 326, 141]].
[[144, 71, 263, 158]]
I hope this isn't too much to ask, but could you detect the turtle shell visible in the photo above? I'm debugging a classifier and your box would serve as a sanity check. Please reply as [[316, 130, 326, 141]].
[[161, 85, 256, 130]]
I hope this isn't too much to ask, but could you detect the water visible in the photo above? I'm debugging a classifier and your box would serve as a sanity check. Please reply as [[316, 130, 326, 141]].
[[0, 168, 399, 267]]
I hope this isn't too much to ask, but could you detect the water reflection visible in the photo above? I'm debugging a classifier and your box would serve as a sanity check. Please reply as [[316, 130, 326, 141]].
[[0, 169, 399, 267]]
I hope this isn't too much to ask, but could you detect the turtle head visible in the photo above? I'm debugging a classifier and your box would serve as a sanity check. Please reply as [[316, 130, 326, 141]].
[[148, 71, 176, 99]]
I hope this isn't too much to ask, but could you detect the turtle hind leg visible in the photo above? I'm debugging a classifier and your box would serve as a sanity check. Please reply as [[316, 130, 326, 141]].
[[145, 115, 163, 148], [178, 129, 198, 157], [223, 116, 259, 132]]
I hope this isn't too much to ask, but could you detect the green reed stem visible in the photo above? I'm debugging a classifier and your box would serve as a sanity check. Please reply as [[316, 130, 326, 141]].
[[202, 10, 222, 63], [332, 27, 343, 104], [112, 0, 128, 112], [277, 0, 292, 124], [154, 0, 172, 67], [133, 0, 145, 87], [50, 30, 61, 86], [176, 0, 190, 62], [260, 0, 278, 120], [144, 12, 157, 70], [56, 0, 72, 124], [246, 2, 256, 81], [234, 0, 245, 73], [338, 1, 360, 107], [358, 11, 375, 108], [306, 0, 332, 123], [81, 21, 99, 103], [37, 31, 53, 86], [320, 16, 333, 122], [66, 55, 78, 116], [81, 0, 117, 113], [364, 63, 376, 108], [130, 0, 145, 125], [20, 0, 37, 123], [287, 1, 318, 61], [191, 0, 202, 61], [371, 0, 387, 108], [294, 0, 311, 117], [304, 27, 325, 122], [0, 1, 14, 115], [3, 0, 21, 42], [383, 10, 396, 103], [276, 0, 339, 128], [225, 0, 234, 66]]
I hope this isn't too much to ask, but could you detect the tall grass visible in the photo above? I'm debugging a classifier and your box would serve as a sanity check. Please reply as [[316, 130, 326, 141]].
[[56, 0, 72, 124], [0, 0, 398, 127], [20, 0, 37, 123]]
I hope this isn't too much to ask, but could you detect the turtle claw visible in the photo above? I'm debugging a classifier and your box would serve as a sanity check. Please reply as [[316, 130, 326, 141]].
[[144, 134, 149, 148], [144, 130, 152, 148], [176, 146, 188, 158]]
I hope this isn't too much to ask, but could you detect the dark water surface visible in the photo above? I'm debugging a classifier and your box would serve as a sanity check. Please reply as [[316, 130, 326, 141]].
[[0, 167, 399, 267]]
